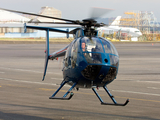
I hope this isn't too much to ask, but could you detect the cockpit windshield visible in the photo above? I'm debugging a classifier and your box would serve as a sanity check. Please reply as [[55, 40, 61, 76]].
[[80, 37, 118, 64], [81, 37, 103, 53], [80, 37, 118, 55], [80, 37, 103, 64], [100, 37, 118, 56]]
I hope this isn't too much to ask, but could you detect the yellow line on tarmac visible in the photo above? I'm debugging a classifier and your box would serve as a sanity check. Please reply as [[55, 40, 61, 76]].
[[39, 88, 160, 103], [115, 96, 160, 103], [130, 97, 160, 103], [38, 88, 95, 95], [39, 88, 56, 91]]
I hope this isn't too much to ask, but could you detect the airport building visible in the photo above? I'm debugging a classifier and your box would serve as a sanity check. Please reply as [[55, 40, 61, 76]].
[[0, 9, 31, 35], [29, 6, 63, 23], [0, 6, 68, 38]]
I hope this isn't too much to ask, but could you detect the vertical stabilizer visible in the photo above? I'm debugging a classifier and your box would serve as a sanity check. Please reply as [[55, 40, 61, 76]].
[[110, 16, 121, 26], [42, 29, 50, 81]]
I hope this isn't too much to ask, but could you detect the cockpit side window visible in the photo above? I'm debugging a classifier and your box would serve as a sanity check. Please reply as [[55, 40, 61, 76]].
[[71, 38, 79, 68], [64, 47, 69, 67], [64, 41, 75, 68]]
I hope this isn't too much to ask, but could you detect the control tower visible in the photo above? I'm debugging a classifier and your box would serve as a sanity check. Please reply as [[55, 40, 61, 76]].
[[31, 6, 64, 23]]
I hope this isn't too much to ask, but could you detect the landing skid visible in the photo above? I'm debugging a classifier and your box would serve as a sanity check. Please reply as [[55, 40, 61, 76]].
[[92, 86, 129, 106], [49, 81, 77, 100]]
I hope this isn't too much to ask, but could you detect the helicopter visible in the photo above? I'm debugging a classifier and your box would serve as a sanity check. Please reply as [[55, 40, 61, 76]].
[[0, 7, 129, 106]]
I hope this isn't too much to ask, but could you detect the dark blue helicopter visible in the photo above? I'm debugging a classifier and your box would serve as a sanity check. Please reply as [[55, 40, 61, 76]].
[[0, 8, 129, 106]]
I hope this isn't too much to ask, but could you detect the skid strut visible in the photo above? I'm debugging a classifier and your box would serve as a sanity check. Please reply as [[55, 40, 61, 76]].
[[49, 81, 77, 100], [92, 86, 129, 106]]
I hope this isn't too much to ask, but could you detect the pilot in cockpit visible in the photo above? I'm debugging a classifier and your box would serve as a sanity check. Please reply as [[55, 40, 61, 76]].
[[81, 39, 103, 63], [81, 40, 93, 63], [81, 41, 86, 52]]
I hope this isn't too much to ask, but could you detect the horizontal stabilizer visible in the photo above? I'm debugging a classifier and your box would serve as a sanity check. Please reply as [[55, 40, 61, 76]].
[[25, 24, 69, 34]]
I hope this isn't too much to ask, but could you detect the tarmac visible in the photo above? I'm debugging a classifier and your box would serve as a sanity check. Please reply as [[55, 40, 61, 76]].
[[0, 42, 160, 120]]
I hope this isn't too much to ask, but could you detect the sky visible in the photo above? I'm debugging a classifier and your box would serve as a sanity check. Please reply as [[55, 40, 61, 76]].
[[1, 0, 160, 21]]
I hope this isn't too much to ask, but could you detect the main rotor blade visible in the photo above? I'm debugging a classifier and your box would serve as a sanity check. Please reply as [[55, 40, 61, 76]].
[[0, 8, 76, 23], [28, 21, 78, 25], [26, 23, 81, 28], [89, 7, 114, 19]]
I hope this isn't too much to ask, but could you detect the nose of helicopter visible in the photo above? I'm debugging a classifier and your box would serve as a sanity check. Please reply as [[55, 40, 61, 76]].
[[81, 64, 117, 84]]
